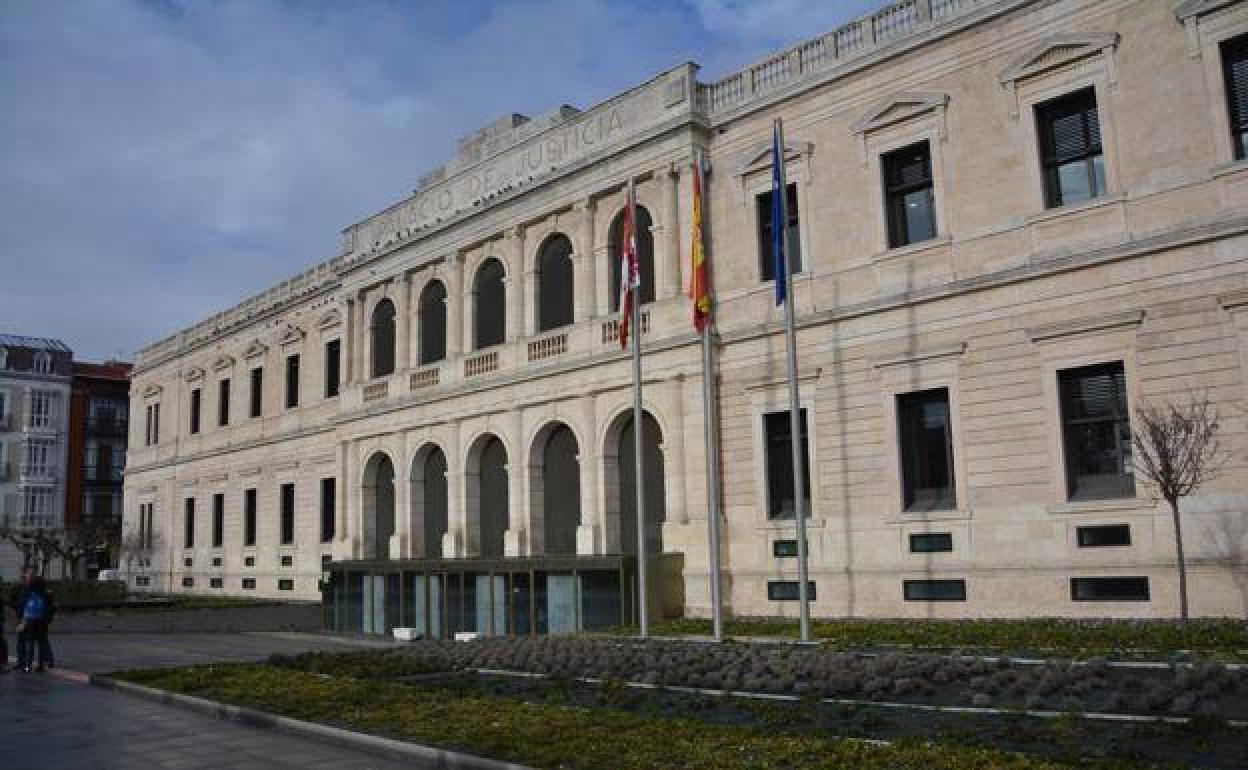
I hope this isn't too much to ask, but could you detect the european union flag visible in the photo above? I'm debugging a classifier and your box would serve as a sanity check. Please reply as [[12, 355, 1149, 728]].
[[772, 119, 787, 306]]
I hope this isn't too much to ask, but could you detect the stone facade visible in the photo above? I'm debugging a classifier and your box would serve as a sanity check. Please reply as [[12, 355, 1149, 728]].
[[126, 0, 1248, 618]]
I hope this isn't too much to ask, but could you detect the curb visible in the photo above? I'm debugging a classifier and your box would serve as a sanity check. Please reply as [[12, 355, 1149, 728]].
[[89, 674, 533, 770]]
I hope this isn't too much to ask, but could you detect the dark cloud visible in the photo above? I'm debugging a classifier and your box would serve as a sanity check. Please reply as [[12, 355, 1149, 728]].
[[0, 0, 870, 360]]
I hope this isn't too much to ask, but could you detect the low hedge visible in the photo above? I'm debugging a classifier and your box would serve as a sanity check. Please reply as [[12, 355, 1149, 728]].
[[0, 579, 127, 609], [640, 618, 1248, 658], [117, 664, 1115, 770]]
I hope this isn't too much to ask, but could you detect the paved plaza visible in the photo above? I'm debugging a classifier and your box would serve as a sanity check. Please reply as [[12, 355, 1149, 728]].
[[0, 632, 417, 769]]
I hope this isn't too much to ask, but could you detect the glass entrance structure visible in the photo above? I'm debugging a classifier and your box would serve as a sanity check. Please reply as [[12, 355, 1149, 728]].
[[322, 555, 641, 637]]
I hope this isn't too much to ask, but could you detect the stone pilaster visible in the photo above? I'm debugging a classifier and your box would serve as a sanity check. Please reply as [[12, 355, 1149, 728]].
[[394, 274, 412, 374], [574, 198, 597, 322]]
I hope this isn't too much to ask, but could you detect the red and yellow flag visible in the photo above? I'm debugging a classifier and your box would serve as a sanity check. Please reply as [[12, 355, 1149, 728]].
[[689, 154, 711, 333]]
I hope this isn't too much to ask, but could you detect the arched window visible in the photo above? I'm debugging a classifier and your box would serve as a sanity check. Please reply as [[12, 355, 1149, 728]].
[[537, 234, 574, 332], [370, 299, 396, 378], [418, 280, 447, 365], [477, 436, 508, 558], [416, 446, 448, 559], [362, 453, 396, 560], [474, 259, 506, 350], [540, 423, 580, 556], [608, 206, 655, 312]]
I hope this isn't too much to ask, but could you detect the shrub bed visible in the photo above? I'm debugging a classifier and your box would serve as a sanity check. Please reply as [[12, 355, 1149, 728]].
[[117, 663, 1122, 770], [641, 618, 1248, 659]]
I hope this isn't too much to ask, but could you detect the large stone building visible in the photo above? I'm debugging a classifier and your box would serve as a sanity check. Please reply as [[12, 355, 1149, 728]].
[[0, 335, 73, 579], [126, 0, 1248, 631]]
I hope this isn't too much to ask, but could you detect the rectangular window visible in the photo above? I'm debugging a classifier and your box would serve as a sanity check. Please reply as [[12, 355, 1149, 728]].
[[181, 577, 194, 588], [285, 354, 300, 409], [210, 577, 223, 589], [211, 493, 224, 549], [144, 405, 151, 446], [909, 532, 953, 553], [756, 182, 802, 281], [183, 557, 193, 567], [189, 388, 201, 434], [29, 391, 53, 429], [134, 575, 150, 587], [218, 379, 231, 426], [242, 578, 256, 590], [767, 581, 816, 601], [138, 503, 147, 549], [183, 497, 195, 549], [280, 482, 295, 545], [250, 367, 263, 418], [904, 579, 966, 601], [244, 555, 255, 567], [1077, 524, 1131, 547], [1037, 87, 1105, 208], [243, 488, 257, 547], [320, 477, 336, 543], [898, 388, 956, 512], [321, 553, 333, 566], [151, 403, 160, 444], [325, 340, 341, 398], [1071, 576, 1149, 601], [773, 539, 800, 558], [883, 140, 937, 248], [1059, 361, 1134, 501], [1222, 34, 1248, 160], [211, 556, 222, 567], [764, 409, 811, 519], [278, 579, 294, 591], [280, 554, 293, 567]]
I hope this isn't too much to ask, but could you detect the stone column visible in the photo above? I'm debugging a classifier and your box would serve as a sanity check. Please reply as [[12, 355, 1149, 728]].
[[353, 289, 368, 383], [573, 198, 596, 322], [504, 226, 526, 343], [343, 296, 356, 385], [657, 163, 682, 299], [336, 440, 350, 553], [448, 252, 465, 358], [505, 411, 528, 556], [663, 379, 688, 526], [444, 421, 466, 558], [394, 274, 412, 374], [576, 401, 600, 555], [391, 436, 411, 559]]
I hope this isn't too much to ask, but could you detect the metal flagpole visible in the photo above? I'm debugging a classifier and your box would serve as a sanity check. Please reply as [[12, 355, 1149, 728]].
[[629, 177, 649, 640], [776, 117, 811, 643], [696, 151, 724, 642]]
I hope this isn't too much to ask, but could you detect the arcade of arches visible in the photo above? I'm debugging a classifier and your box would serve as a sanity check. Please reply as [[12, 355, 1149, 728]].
[[358, 413, 667, 562]]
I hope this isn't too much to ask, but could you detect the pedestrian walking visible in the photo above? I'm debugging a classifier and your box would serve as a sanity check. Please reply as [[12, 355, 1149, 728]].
[[13, 567, 55, 673]]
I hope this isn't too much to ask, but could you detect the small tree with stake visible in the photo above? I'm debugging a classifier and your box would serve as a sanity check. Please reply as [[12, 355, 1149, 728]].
[[1131, 392, 1231, 621]]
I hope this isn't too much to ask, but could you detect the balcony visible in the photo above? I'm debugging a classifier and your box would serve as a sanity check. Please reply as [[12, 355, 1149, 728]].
[[19, 465, 56, 483], [362, 380, 389, 403]]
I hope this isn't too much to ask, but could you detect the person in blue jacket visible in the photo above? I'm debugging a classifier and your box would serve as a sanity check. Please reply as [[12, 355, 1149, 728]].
[[13, 567, 55, 672]]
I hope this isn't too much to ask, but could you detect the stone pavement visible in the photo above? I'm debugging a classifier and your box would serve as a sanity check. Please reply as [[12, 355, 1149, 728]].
[[0, 632, 417, 769]]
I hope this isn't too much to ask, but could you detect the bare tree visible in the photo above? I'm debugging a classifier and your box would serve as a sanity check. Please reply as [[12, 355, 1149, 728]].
[[1132, 392, 1231, 621]]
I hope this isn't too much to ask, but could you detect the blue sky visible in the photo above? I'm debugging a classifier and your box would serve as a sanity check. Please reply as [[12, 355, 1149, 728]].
[[0, 0, 879, 361]]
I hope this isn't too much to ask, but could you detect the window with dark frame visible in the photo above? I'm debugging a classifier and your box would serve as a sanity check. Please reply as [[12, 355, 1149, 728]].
[[243, 488, 257, 547], [898, 388, 956, 512], [904, 579, 966, 601], [320, 477, 336, 543], [211, 493, 224, 549], [325, 339, 341, 398], [189, 388, 201, 435], [210, 577, 223, 589], [280, 482, 295, 545], [285, 354, 300, 409], [144, 404, 152, 446], [242, 578, 256, 590], [181, 577, 193, 588], [883, 140, 937, 248], [756, 182, 802, 281], [218, 378, 230, 426], [474, 259, 506, 349], [1036, 87, 1105, 208], [371, 299, 397, 377], [1059, 362, 1134, 501], [773, 539, 803, 558], [152, 403, 160, 444], [278, 579, 294, 591], [419, 281, 447, 365], [537, 234, 575, 332], [1071, 576, 1149, 601], [183, 497, 195, 549], [767, 581, 816, 601], [250, 367, 263, 418], [1222, 34, 1248, 160], [909, 532, 953, 553], [764, 409, 811, 520], [1077, 524, 1131, 547]]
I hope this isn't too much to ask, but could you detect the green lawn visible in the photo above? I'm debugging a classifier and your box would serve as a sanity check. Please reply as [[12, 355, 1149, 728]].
[[627, 617, 1248, 659], [115, 664, 1145, 770]]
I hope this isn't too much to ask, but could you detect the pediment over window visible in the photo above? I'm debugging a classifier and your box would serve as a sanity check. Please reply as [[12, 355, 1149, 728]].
[[735, 140, 814, 177], [278, 324, 305, 347], [142, 383, 163, 398], [852, 92, 950, 136], [1175, 0, 1238, 22], [183, 366, 205, 383], [243, 340, 268, 360], [999, 33, 1120, 87], [212, 354, 235, 372], [317, 308, 342, 331]]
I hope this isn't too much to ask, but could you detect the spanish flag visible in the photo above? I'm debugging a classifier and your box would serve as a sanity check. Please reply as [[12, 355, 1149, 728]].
[[689, 153, 711, 333]]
